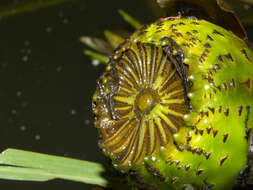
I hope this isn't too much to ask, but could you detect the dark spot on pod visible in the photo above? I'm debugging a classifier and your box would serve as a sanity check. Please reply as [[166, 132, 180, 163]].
[[172, 28, 178, 32], [205, 49, 210, 53], [213, 130, 218, 137], [238, 106, 243, 116], [226, 53, 234, 62], [178, 22, 185, 26], [218, 106, 222, 113], [195, 127, 199, 135], [175, 32, 183, 37], [191, 147, 197, 154], [140, 24, 151, 31], [138, 30, 148, 37], [191, 21, 200, 25], [207, 35, 214, 41], [156, 21, 164, 26], [196, 169, 204, 176], [170, 24, 177, 29], [224, 108, 229, 116], [187, 135, 192, 142], [184, 165, 191, 171], [230, 78, 235, 88], [217, 85, 221, 91], [190, 37, 197, 45], [245, 106, 250, 138], [206, 126, 212, 134], [204, 43, 211, 48], [159, 36, 170, 44], [186, 145, 192, 151], [200, 52, 208, 63], [246, 128, 252, 141], [196, 148, 203, 155], [171, 177, 178, 183], [188, 80, 194, 88], [205, 153, 211, 160], [218, 55, 223, 62], [205, 183, 215, 189], [241, 49, 250, 61], [203, 52, 208, 58], [199, 111, 205, 117], [220, 155, 228, 166], [182, 184, 190, 190], [130, 171, 160, 190], [174, 160, 180, 165], [214, 64, 221, 70], [182, 43, 190, 47], [222, 83, 227, 90], [199, 130, 204, 136], [186, 32, 192, 36], [223, 134, 229, 143], [244, 78, 251, 89], [145, 165, 165, 182], [208, 107, 215, 114], [174, 141, 185, 152], [192, 30, 199, 34], [178, 166, 183, 170], [167, 18, 176, 21], [213, 29, 224, 36]]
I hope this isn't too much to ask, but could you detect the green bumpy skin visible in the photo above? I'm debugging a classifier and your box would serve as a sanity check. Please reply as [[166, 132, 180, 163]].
[[92, 17, 253, 190]]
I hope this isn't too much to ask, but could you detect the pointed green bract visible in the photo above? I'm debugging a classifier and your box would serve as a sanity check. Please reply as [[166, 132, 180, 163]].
[[118, 9, 142, 29], [104, 30, 125, 49], [83, 50, 109, 64]]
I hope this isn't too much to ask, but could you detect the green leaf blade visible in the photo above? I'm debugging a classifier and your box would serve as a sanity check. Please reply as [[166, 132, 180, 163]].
[[0, 166, 55, 181], [0, 149, 108, 187]]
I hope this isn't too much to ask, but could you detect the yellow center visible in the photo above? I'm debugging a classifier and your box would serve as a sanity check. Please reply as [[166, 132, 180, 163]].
[[135, 89, 158, 114], [137, 92, 154, 112]]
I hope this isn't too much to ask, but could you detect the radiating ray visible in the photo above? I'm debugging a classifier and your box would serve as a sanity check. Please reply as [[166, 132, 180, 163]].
[[158, 111, 179, 133], [149, 47, 160, 88], [120, 58, 140, 85], [125, 49, 143, 84], [116, 63, 139, 90], [119, 126, 139, 165], [103, 120, 134, 146], [113, 95, 135, 105], [154, 117, 170, 145], [159, 80, 183, 96], [161, 98, 185, 104], [161, 89, 184, 99], [133, 120, 147, 163]]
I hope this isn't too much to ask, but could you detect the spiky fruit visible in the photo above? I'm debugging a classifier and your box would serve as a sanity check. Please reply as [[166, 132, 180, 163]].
[[92, 17, 253, 190]]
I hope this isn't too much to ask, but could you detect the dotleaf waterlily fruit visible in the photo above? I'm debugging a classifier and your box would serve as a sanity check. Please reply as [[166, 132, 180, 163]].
[[92, 15, 253, 190]]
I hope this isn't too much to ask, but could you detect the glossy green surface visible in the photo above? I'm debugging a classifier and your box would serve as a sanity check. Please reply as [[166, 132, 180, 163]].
[[94, 17, 253, 190]]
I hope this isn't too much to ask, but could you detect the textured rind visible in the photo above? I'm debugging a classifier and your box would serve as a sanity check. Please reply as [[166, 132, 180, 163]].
[[93, 18, 253, 190]]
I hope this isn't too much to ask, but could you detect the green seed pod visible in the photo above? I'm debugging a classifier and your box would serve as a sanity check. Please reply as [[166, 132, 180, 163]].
[[92, 17, 253, 190]]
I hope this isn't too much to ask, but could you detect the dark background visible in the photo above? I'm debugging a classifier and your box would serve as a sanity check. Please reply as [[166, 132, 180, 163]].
[[0, 0, 252, 190]]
